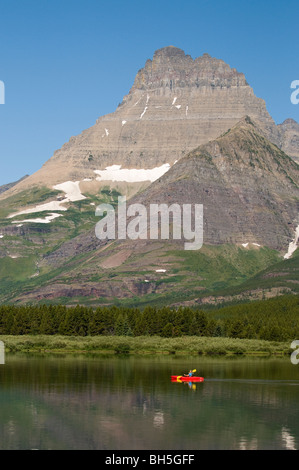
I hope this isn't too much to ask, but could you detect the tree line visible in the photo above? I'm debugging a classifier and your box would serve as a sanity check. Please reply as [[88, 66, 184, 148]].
[[0, 295, 298, 341]]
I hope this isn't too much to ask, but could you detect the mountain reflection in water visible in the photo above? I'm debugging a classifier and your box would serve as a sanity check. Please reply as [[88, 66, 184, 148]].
[[0, 355, 298, 450]]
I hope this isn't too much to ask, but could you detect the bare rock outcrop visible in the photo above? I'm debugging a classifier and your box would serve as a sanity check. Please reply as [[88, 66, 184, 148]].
[[278, 118, 299, 163]]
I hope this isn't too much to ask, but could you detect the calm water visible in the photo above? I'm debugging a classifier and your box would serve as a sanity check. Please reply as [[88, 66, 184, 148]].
[[0, 354, 298, 450]]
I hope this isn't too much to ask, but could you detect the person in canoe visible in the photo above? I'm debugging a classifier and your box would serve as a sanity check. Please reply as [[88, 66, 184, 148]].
[[184, 370, 194, 377]]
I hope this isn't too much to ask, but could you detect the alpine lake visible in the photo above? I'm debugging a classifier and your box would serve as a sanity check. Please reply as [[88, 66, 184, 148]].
[[0, 353, 298, 450]]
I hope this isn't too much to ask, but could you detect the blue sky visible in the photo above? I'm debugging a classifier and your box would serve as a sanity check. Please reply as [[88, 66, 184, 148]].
[[0, 0, 298, 185]]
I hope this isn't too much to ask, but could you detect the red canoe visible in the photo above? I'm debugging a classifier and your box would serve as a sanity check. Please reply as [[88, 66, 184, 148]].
[[171, 375, 204, 382]]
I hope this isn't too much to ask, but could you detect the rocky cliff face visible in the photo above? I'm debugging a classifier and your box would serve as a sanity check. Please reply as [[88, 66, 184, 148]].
[[278, 119, 299, 163], [5, 46, 296, 195], [130, 46, 248, 91]]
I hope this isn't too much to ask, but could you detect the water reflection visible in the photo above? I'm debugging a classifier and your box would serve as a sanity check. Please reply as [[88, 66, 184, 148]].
[[0, 355, 298, 450], [281, 427, 296, 450], [172, 380, 198, 391], [239, 436, 258, 450], [153, 411, 164, 429]]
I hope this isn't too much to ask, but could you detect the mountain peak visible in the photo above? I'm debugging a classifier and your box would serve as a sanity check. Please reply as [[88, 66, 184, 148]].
[[218, 115, 263, 136], [130, 46, 246, 92], [4, 48, 298, 195], [153, 46, 188, 59], [280, 118, 298, 126]]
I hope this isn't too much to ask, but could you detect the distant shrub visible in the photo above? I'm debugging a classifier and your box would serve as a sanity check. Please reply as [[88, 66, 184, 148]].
[[114, 342, 131, 354], [50, 341, 67, 349], [205, 345, 227, 355]]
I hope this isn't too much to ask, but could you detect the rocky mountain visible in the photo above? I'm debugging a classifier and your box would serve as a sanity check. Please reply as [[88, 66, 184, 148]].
[[0, 46, 298, 307], [133, 116, 299, 251], [3, 46, 298, 200], [1, 117, 297, 306]]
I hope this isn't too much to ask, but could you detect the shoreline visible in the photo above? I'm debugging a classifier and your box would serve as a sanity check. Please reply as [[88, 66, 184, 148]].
[[0, 334, 292, 357]]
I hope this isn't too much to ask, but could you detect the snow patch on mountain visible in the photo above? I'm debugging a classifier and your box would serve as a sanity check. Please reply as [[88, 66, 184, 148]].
[[8, 201, 68, 218], [8, 181, 86, 220], [94, 163, 171, 183], [11, 213, 62, 224], [53, 181, 86, 202], [284, 225, 299, 259]]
